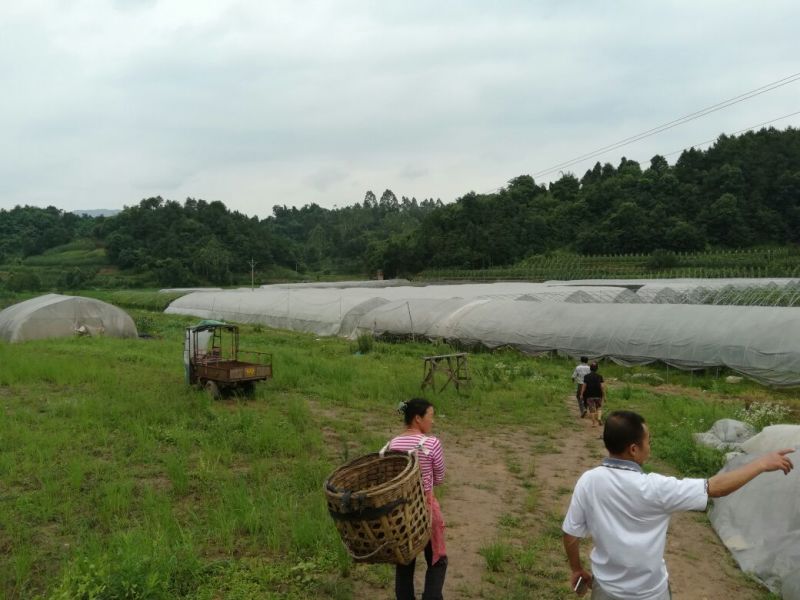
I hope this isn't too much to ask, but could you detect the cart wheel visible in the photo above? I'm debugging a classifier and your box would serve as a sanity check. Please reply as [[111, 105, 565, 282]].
[[232, 382, 255, 399], [205, 380, 221, 400]]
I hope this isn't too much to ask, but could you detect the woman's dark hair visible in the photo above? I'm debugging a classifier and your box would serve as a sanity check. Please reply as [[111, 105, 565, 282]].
[[398, 397, 433, 425], [603, 411, 646, 454]]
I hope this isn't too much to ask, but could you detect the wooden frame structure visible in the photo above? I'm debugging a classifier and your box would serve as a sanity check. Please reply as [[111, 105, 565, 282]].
[[420, 352, 471, 393]]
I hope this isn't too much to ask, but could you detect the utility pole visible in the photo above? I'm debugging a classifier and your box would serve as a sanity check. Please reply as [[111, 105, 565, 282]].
[[249, 258, 256, 291]]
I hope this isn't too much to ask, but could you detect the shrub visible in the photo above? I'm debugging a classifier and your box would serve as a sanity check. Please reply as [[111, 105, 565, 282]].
[[735, 401, 790, 431], [135, 315, 155, 336], [646, 249, 679, 270], [5, 269, 41, 292], [356, 333, 373, 354], [57, 267, 96, 289]]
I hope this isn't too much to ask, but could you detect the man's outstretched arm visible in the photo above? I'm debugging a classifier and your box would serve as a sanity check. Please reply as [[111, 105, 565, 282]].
[[707, 449, 794, 498]]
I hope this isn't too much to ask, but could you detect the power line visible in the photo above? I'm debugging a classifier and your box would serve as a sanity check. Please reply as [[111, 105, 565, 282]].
[[534, 71, 800, 177], [663, 109, 800, 157], [532, 71, 800, 179], [481, 108, 800, 196]]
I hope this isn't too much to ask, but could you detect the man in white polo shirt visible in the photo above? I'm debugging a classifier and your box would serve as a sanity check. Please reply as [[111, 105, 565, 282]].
[[562, 410, 794, 600]]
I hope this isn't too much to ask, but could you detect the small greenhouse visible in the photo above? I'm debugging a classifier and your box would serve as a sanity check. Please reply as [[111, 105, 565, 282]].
[[0, 294, 138, 343]]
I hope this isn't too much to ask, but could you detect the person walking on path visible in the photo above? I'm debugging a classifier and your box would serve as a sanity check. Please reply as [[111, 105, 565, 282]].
[[580, 362, 606, 427], [572, 356, 591, 417], [562, 410, 794, 600], [386, 398, 448, 600]]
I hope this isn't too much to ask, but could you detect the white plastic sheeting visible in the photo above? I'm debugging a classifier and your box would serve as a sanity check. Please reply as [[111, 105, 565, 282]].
[[159, 287, 223, 293], [741, 425, 800, 454], [709, 425, 800, 598], [354, 300, 800, 386], [165, 282, 800, 386], [0, 294, 138, 343], [516, 287, 641, 304], [693, 419, 755, 451], [547, 278, 800, 289], [261, 279, 411, 289], [166, 288, 384, 337], [165, 284, 641, 336], [635, 279, 800, 305], [546, 278, 800, 306]]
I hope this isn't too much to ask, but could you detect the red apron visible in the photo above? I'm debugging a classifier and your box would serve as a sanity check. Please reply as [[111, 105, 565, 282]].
[[426, 490, 447, 564]]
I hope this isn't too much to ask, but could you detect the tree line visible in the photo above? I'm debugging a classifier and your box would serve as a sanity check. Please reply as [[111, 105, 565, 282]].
[[1, 126, 799, 286]]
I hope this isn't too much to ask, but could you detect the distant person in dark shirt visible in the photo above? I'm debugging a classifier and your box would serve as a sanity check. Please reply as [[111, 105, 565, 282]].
[[581, 362, 606, 428]]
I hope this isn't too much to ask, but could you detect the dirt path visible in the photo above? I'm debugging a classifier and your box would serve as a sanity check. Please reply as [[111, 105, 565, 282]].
[[534, 396, 768, 600], [346, 430, 527, 599], [318, 397, 768, 599]]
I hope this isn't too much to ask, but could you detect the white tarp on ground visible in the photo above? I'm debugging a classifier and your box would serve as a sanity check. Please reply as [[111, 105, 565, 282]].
[[709, 426, 800, 599], [166, 285, 800, 387], [693, 419, 755, 451], [0, 294, 138, 343]]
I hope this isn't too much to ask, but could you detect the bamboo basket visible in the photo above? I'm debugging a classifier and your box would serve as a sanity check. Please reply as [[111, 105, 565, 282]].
[[324, 450, 431, 565]]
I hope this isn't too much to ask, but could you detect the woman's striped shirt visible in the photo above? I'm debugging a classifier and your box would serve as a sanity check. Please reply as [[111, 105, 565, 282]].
[[387, 434, 446, 492]]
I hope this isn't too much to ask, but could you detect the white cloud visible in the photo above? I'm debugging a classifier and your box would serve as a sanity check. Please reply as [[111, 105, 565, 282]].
[[1, 0, 799, 216]]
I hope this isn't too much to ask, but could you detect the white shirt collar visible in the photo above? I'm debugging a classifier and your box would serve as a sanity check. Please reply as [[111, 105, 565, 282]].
[[601, 457, 643, 473]]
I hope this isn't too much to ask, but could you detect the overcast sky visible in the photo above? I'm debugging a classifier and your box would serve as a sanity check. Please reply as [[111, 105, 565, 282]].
[[1, 1, 798, 218]]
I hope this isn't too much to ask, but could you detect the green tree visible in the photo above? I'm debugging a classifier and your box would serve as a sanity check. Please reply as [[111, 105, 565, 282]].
[[700, 193, 751, 247]]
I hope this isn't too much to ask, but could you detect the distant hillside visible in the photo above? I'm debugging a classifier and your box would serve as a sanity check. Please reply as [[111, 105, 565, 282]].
[[2, 126, 800, 288], [72, 209, 120, 217]]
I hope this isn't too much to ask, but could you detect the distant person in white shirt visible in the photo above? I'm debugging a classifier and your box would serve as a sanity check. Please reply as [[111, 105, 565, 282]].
[[571, 356, 591, 417], [562, 410, 794, 600]]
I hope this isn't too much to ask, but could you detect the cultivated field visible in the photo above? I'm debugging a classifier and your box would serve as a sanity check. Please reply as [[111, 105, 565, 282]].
[[0, 308, 795, 599], [418, 247, 800, 282]]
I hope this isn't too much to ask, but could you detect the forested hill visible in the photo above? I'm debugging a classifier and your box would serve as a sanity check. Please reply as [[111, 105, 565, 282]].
[[2, 127, 800, 286]]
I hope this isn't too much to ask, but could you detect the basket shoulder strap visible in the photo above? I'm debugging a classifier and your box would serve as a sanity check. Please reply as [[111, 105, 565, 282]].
[[379, 434, 430, 456], [378, 441, 390, 457]]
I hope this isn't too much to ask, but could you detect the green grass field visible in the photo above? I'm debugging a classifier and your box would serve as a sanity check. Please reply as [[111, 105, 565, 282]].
[[0, 310, 794, 599]]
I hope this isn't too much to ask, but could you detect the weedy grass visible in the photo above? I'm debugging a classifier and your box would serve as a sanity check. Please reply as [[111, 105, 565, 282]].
[[0, 312, 789, 599], [81, 289, 188, 312], [22, 248, 108, 268]]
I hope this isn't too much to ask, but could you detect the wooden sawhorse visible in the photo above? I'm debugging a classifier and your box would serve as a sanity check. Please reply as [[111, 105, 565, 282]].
[[421, 353, 471, 393]]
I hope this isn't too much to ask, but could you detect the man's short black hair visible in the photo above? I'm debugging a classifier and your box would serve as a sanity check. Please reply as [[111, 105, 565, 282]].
[[589, 361, 599, 372], [580, 356, 588, 363], [603, 411, 646, 454]]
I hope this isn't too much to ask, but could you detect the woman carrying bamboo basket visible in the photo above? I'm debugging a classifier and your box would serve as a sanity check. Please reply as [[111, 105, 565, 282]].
[[386, 397, 448, 600]]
